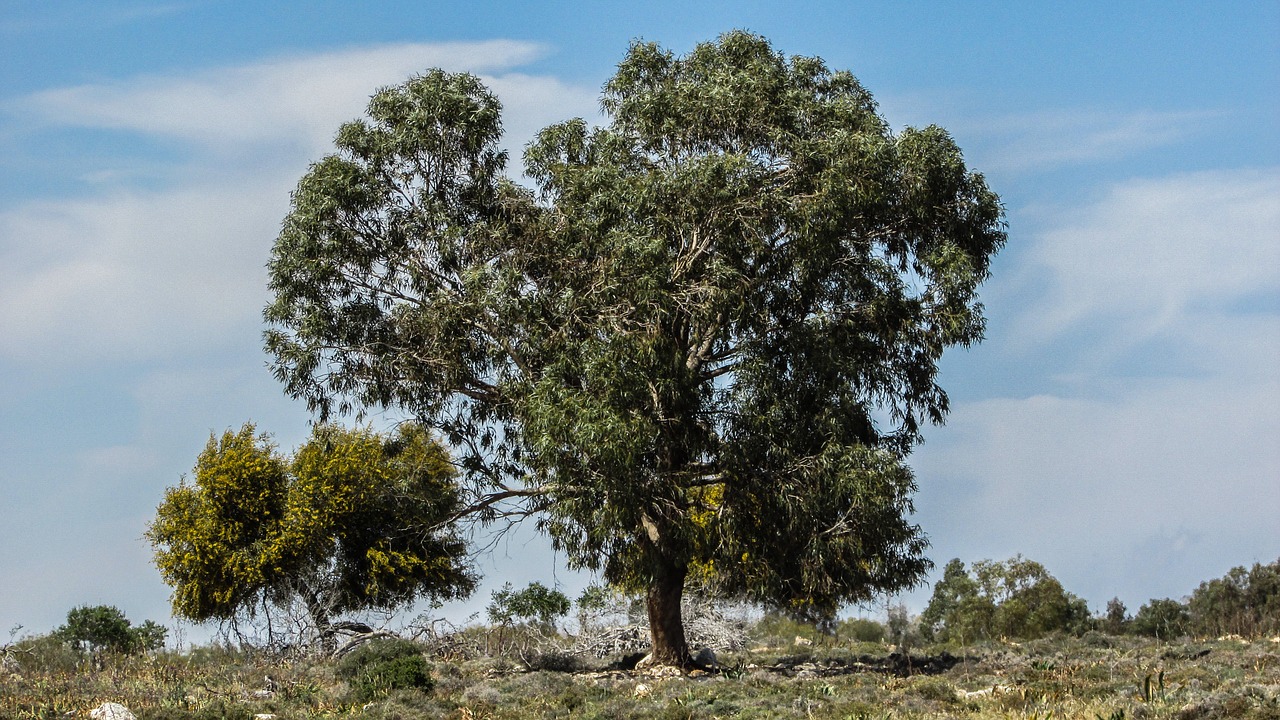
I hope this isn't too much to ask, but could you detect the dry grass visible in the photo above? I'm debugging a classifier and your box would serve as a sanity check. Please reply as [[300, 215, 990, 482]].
[[3, 632, 1279, 719]]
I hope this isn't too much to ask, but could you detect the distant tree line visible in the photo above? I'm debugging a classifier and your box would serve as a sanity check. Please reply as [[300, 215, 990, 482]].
[[921, 556, 1280, 643]]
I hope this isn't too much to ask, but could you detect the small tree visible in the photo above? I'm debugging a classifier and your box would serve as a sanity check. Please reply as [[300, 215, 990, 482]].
[[58, 605, 133, 654], [1131, 598, 1191, 640], [487, 582, 572, 632], [55, 605, 167, 654], [1102, 597, 1130, 635], [148, 422, 475, 645]]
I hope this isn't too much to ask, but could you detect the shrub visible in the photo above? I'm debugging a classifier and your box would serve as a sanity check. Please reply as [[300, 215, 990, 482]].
[[838, 617, 886, 643], [8, 633, 81, 673], [336, 637, 433, 701], [58, 605, 134, 653], [522, 650, 586, 672], [1102, 597, 1130, 635], [750, 612, 823, 647]]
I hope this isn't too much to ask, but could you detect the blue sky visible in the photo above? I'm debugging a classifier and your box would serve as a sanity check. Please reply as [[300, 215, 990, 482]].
[[1, 1, 1277, 640]]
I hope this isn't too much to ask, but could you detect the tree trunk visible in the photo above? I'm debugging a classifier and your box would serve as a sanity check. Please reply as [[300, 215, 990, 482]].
[[300, 584, 334, 651], [645, 559, 691, 667]]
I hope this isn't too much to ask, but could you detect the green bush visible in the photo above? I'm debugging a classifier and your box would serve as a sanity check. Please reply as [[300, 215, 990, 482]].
[[58, 605, 134, 653], [522, 650, 586, 672], [838, 617, 886, 643], [337, 637, 433, 701], [8, 633, 82, 673], [750, 612, 823, 647]]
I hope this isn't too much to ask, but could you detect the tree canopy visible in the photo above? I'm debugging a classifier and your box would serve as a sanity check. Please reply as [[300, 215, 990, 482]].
[[55, 605, 167, 655], [920, 556, 1091, 642], [264, 31, 1005, 664], [147, 423, 474, 644]]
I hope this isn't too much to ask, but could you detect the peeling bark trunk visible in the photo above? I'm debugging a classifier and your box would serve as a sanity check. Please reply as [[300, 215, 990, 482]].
[[645, 559, 691, 667]]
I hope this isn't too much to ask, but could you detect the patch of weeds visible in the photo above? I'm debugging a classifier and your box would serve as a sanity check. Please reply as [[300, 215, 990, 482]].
[[138, 700, 253, 720], [907, 675, 959, 704], [7, 633, 82, 673], [360, 688, 453, 720]]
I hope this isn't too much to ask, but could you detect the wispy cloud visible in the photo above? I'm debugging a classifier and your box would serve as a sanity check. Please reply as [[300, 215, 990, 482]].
[[1016, 168, 1280, 354], [975, 109, 1215, 174], [879, 94, 1214, 176], [0, 42, 599, 369], [0, 2, 198, 34], [913, 166, 1280, 607], [13, 41, 566, 156]]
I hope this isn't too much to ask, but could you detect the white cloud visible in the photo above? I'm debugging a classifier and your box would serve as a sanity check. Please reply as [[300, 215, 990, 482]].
[[0, 180, 286, 364], [1014, 168, 1280, 355], [0, 42, 599, 368], [16, 41, 554, 154], [913, 167, 1280, 608], [915, 365, 1280, 607]]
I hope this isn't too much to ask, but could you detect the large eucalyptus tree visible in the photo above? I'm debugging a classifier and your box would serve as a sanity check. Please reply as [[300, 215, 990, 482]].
[[265, 31, 1005, 665]]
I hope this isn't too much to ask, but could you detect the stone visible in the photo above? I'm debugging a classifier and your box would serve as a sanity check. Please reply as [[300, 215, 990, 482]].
[[89, 703, 136, 720]]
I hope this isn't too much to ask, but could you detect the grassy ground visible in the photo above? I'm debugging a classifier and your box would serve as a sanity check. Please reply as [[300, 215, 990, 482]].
[[4, 632, 1279, 719]]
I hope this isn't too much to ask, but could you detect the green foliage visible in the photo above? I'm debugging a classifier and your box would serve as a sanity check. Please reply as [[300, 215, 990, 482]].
[[5, 632, 1280, 719], [263, 31, 1005, 659], [750, 611, 824, 647], [838, 617, 886, 643], [147, 422, 475, 637], [7, 632, 82, 672], [1130, 598, 1191, 639], [1102, 597, 1130, 635], [55, 605, 167, 655], [487, 582, 571, 631], [131, 620, 169, 652], [1187, 559, 1280, 638], [337, 637, 433, 701], [57, 605, 133, 653], [920, 556, 1091, 642]]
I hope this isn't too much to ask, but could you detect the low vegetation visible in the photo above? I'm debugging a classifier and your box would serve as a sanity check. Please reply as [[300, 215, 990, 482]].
[[4, 622, 1280, 719], [4, 558, 1279, 718]]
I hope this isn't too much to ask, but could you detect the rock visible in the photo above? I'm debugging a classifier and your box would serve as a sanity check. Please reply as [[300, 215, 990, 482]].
[[960, 684, 1012, 699], [633, 683, 652, 698], [89, 703, 136, 720], [794, 635, 813, 646]]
